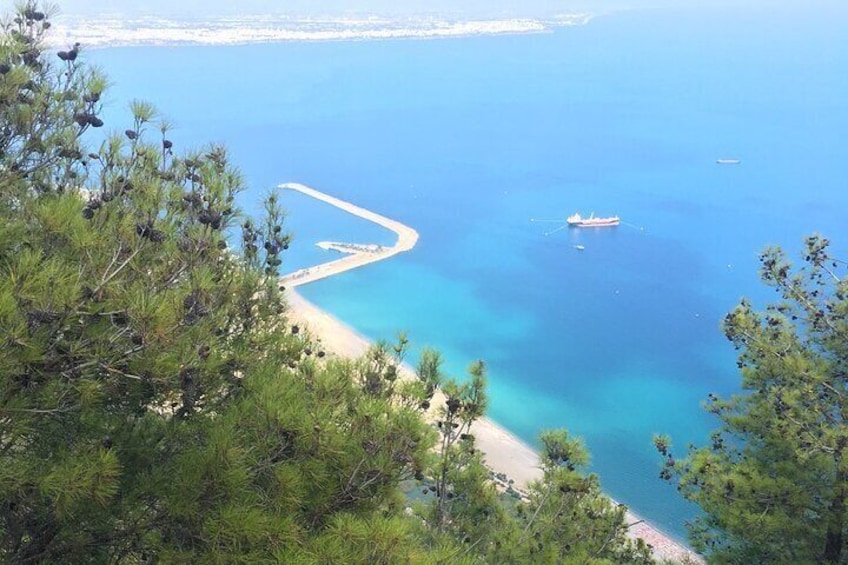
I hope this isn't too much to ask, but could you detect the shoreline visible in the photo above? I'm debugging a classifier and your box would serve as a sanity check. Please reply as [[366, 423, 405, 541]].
[[279, 183, 702, 563], [49, 15, 593, 49]]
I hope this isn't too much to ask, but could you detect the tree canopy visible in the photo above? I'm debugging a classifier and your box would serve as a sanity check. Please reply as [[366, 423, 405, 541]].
[[1, 4, 440, 561], [657, 235, 848, 564]]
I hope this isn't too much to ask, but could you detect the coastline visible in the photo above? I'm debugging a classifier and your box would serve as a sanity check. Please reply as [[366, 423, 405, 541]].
[[279, 183, 702, 564], [49, 15, 592, 49]]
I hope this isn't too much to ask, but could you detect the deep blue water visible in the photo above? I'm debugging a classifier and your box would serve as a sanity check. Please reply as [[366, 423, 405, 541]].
[[89, 3, 848, 541]]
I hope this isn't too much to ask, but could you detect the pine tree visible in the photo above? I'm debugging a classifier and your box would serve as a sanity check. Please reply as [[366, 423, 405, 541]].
[[0, 4, 435, 562], [489, 430, 654, 564], [657, 235, 848, 563]]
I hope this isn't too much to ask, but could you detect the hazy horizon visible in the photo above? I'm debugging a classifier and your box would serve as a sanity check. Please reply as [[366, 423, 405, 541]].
[[18, 0, 836, 19], [42, 1, 642, 18]]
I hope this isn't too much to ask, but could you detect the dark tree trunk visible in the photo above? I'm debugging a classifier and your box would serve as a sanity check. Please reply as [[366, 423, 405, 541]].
[[823, 463, 847, 564]]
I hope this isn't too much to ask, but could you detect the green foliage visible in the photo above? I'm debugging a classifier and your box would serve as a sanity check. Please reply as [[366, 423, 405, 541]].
[[486, 429, 653, 564], [658, 235, 848, 563], [0, 5, 432, 562], [423, 357, 490, 533]]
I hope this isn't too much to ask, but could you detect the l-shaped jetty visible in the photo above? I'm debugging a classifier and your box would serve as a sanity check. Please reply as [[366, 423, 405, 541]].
[[279, 182, 418, 287]]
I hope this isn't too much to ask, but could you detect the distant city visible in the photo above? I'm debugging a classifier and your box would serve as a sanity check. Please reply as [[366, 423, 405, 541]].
[[52, 0, 625, 18], [49, 13, 592, 47]]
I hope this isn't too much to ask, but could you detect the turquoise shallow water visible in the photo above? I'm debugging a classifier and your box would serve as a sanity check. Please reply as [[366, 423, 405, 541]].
[[90, 3, 848, 540]]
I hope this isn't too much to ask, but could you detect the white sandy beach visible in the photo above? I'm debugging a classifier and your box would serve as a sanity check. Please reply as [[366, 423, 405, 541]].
[[280, 183, 702, 564]]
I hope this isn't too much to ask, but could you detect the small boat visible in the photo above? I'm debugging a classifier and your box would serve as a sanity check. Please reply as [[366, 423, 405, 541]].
[[567, 212, 620, 228], [573, 244, 585, 251], [716, 158, 741, 164]]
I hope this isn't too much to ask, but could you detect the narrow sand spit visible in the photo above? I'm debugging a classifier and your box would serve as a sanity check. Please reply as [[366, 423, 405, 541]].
[[279, 183, 702, 564]]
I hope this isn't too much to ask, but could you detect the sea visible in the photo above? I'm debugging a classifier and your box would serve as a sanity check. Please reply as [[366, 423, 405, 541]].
[[88, 2, 848, 541]]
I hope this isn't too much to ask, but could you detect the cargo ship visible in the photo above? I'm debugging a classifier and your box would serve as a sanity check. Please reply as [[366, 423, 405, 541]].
[[567, 212, 620, 228]]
